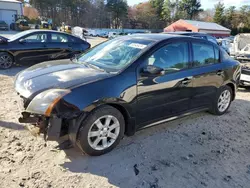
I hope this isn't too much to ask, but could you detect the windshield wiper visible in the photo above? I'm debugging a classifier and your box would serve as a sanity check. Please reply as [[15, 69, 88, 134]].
[[83, 62, 108, 73]]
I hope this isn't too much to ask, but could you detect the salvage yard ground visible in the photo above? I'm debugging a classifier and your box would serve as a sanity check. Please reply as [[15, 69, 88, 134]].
[[0, 38, 250, 188]]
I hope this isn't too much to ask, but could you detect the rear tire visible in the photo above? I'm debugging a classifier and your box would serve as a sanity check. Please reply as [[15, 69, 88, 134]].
[[0, 52, 14, 69], [209, 85, 232, 115], [76, 105, 125, 156]]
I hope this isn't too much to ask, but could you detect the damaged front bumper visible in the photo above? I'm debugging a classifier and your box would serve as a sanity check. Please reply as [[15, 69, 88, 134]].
[[19, 112, 62, 141]]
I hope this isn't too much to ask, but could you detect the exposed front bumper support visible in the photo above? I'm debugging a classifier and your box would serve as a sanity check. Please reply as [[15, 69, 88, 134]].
[[18, 112, 63, 141], [47, 117, 62, 141]]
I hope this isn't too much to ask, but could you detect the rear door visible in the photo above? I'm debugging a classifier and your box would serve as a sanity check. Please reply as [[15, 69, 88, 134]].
[[190, 41, 224, 109], [68, 36, 90, 55], [46, 33, 73, 61]]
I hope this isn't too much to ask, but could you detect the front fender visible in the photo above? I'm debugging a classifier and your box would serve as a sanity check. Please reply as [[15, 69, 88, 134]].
[[52, 71, 137, 119]]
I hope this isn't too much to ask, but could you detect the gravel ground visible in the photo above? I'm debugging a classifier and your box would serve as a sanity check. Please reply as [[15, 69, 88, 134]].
[[0, 68, 250, 188], [0, 37, 250, 187]]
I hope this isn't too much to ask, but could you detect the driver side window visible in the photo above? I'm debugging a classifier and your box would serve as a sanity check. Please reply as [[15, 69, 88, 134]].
[[147, 42, 189, 73], [23, 33, 47, 43]]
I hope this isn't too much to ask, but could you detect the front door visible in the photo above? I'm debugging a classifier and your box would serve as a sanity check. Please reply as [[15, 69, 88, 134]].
[[136, 41, 194, 127], [190, 42, 224, 109], [15, 32, 49, 64]]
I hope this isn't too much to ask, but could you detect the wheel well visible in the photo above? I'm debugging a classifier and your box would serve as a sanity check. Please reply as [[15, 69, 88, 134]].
[[107, 103, 132, 135], [226, 83, 235, 100], [0, 52, 14, 61]]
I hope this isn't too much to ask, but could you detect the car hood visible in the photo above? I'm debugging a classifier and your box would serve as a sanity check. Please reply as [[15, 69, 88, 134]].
[[14, 59, 112, 98]]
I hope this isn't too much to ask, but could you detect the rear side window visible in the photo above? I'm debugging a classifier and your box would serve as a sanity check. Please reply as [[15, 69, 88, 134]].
[[192, 43, 219, 67], [51, 33, 68, 42], [70, 36, 79, 43]]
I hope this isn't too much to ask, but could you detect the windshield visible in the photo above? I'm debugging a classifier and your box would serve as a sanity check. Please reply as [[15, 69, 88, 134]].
[[8, 30, 34, 41], [0, 21, 6, 24], [77, 37, 153, 72]]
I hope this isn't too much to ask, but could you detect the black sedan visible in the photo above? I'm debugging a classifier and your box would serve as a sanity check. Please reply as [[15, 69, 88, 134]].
[[15, 34, 241, 156], [0, 30, 90, 69]]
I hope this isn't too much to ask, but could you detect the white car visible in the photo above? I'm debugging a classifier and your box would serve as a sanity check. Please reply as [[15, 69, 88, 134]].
[[108, 32, 119, 39]]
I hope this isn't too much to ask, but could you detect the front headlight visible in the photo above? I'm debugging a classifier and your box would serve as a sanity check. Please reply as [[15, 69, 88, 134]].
[[26, 89, 71, 116]]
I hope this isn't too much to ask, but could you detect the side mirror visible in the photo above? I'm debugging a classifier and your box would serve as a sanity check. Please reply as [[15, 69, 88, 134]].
[[19, 39, 26, 43], [0, 38, 7, 44], [142, 65, 164, 75]]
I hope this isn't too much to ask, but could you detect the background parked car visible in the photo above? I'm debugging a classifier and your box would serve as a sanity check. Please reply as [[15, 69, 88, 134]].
[[15, 34, 241, 156], [108, 32, 119, 39], [0, 21, 9, 30], [230, 33, 250, 62], [99, 32, 108, 38], [217, 39, 231, 54], [0, 30, 90, 69], [10, 19, 30, 31], [240, 64, 250, 86]]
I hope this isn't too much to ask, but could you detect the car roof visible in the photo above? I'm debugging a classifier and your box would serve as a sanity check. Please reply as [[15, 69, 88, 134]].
[[164, 32, 212, 36], [27, 29, 67, 34], [127, 33, 188, 42], [23, 29, 79, 38]]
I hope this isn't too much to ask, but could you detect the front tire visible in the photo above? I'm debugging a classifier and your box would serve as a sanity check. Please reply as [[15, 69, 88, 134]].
[[0, 52, 14, 69], [76, 105, 125, 156], [209, 85, 232, 115]]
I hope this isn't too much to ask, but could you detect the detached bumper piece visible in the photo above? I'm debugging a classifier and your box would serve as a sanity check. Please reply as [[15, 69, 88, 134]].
[[19, 112, 62, 141]]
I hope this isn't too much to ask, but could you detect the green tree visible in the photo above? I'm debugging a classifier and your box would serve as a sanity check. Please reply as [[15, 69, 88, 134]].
[[107, 0, 128, 28], [150, 0, 164, 18], [239, 5, 250, 28], [179, 0, 203, 20], [224, 6, 236, 29], [213, 2, 225, 25], [161, 0, 172, 24], [136, 2, 160, 29]]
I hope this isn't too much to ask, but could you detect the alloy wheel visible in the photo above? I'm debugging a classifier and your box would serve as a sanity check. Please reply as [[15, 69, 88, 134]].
[[0, 54, 13, 69], [87, 115, 120, 151], [218, 90, 231, 113]]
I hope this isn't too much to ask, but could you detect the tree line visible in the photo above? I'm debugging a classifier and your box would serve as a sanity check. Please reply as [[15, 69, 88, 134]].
[[28, 0, 203, 29], [213, 3, 250, 35], [27, 0, 250, 35]]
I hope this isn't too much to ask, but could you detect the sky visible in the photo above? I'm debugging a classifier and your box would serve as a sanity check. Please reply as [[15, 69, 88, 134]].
[[127, 0, 250, 9]]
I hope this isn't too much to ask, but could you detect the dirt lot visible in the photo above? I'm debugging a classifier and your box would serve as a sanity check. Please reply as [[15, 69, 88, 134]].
[[1, 37, 250, 188], [0, 69, 250, 188]]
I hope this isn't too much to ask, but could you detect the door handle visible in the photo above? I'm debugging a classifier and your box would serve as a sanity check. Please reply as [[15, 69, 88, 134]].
[[217, 70, 224, 76], [181, 77, 192, 85]]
